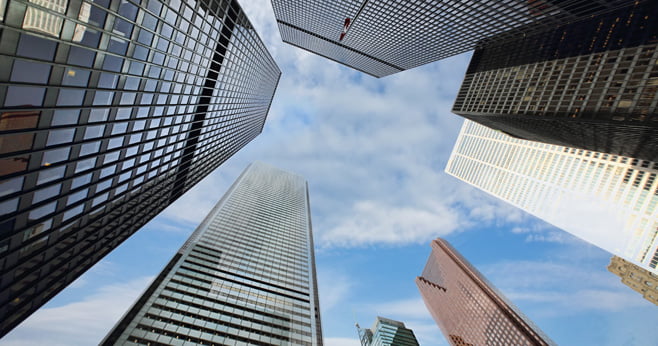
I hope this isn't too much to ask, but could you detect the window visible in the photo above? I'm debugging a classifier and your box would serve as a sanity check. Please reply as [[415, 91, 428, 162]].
[[52, 109, 80, 126], [17, 34, 57, 60], [62, 67, 90, 87], [37, 166, 66, 184], [5, 86, 45, 107], [47, 129, 76, 146], [0, 177, 24, 197], [75, 157, 96, 173], [42, 147, 70, 165], [57, 89, 86, 106], [10, 60, 51, 84], [80, 141, 101, 156]]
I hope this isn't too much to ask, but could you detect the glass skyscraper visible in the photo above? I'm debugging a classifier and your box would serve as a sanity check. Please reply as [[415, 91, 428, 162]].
[[103, 162, 323, 345], [270, 0, 630, 77], [453, 0, 658, 161], [357, 316, 419, 346], [416, 238, 554, 346], [0, 0, 280, 336], [446, 120, 658, 275]]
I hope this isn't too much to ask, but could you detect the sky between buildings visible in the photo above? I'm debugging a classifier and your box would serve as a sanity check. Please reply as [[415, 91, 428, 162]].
[[2, 0, 657, 345]]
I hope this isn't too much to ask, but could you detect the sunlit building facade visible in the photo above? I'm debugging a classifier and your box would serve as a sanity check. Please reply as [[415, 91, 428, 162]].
[[446, 120, 658, 274], [608, 256, 658, 306], [416, 238, 554, 346], [454, 0, 658, 161], [103, 162, 323, 345], [270, 0, 630, 77], [357, 316, 419, 346], [0, 0, 280, 336]]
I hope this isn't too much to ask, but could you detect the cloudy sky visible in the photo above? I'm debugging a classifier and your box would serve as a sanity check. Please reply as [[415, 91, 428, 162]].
[[3, 0, 658, 345]]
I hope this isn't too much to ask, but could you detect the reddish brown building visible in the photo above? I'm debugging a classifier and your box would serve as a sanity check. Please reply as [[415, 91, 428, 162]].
[[416, 239, 555, 346]]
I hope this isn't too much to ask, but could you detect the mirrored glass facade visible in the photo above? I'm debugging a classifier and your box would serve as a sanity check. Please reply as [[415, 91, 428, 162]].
[[103, 162, 323, 345], [0, 0, 280, 336], [357, 316, 419, 346], [446, 120, 658, 275], [454, 0, 658, 161], [416, 238, 554, 346], [270, 0, 630, 77]]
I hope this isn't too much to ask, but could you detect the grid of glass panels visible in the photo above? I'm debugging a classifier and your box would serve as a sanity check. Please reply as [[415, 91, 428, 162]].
[[103, 162, 323, 346], [445, 120, 658, 274], [417, 239, 555, 346], [271, 0, 630, 77], [0, 0, 280, 336], [453, 0, 658, 161]]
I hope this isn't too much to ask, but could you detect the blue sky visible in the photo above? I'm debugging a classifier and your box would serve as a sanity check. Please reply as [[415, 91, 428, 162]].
[[2, 0, 658, 345]]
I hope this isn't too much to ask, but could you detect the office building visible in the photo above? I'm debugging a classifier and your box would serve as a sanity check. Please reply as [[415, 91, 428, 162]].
[[453, 0, 658, 161], [270, 0, 630, 77], [0, 0, 280, 336], [416, 238, 554, 346], [608, 256, 658, 306], [446, 120, 658, 274], [356, 316, 419, 346], [103, 162, 323, 345]]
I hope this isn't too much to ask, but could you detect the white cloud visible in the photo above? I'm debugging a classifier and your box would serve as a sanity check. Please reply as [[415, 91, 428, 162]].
[[482, 259, 653, 316], [317, 268, 353, 313], [365, 298, 431, 320], [321, 200, 462, 247], [1, 276, 153, 346]]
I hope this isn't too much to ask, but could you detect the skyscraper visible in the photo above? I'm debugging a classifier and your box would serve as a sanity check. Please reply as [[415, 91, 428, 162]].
[[416, 238, 554, 346], [608, 256, 658, 306], [0, 0, 280, 336], [453, 0, 658, 161], [103, 162, 323, 345], [356, 316, 419, 346], [270, 0, 631, 77], [446, 120, 658, 275]]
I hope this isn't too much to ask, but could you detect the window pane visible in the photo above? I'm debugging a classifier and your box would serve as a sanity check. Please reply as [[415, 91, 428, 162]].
[[84, 125, 105, 139], [42, 147, 70, 165], [75, 157, 96, 172], [79, 141, 101, 156], [46, 129, 75, 146], [28, 201, 56, 220], [71, 173, 92, 189], [51, 109, 80, 126], [16, 34, 57, 60], [5, 86, 45, 107], [0, 133, 34, 154], [88, 109, 109, 122], [0, 176, 24, 197], [62, 68, 91, 87], [57, 89, 86, 106], [10, 60, 51, 84], [37, 166, 66, 184], [0, 198, 19, 216], [68, 46, 96, 67], [33, 184, 61, 203]]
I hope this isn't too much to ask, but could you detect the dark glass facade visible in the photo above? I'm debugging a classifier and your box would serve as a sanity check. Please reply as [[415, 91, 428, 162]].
[[416, 239, 554, 346], [270, 0, 630, 77], [103, 162, 323, 345], [0, 0, 280, 336], [453, 0, 658, 161]]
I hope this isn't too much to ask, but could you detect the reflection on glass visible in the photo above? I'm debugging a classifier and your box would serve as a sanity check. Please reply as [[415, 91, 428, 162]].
[[0, 177, 24, 197], [22, 0, 69, 37], [0, 0, 6, 21], [10, 60, 51, 84], [72, 2, 91, 42]]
